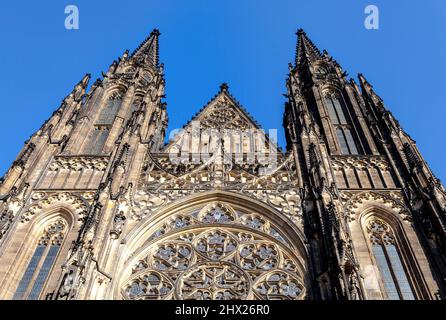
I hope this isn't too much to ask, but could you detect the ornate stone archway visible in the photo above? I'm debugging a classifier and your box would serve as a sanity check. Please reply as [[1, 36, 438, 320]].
[[114, 194, 309, 300]]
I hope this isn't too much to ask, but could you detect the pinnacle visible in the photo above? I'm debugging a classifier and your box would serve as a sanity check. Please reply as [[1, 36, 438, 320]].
[[358, 73, 371, 87], [130, 27, 161, 69], [219, 83, 229, 92], [295, 29, 322, 66], [151, 28, 161, 36]]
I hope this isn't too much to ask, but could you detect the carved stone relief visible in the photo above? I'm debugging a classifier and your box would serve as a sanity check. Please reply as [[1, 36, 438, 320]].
[[331, 155, 396, 189], [121, 225, 305, 300], [340, 191, 411, 222], [136, 202, 291, 249], [133, 153, 302, 225], [21, 192, 91, 223]]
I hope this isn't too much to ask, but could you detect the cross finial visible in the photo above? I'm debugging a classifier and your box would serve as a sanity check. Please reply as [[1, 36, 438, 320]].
[[219, 83, 229, 92], [151, 28, 160, 36]]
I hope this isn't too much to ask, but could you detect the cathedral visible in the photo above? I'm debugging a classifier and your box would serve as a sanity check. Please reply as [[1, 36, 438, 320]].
[[0, 28, 445, 300]]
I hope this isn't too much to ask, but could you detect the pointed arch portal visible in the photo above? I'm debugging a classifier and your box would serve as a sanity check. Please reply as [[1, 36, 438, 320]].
[[113, 191, 310, 300]]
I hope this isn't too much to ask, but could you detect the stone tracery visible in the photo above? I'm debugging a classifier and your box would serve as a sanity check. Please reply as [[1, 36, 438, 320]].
[[132, 152, 303, 225], [21, 192, 89, 223], [121, 226, 305, 300], [142, 202, 291, 248], [341, 191, 412, 222], [200, 104, 250, 130]]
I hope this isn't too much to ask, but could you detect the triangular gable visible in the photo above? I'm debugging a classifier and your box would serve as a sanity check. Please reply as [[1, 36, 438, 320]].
[[163, 85, 281, 154]]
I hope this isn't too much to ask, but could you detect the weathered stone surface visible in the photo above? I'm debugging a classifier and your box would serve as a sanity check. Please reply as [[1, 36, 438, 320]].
[[0, 29, 444, 301]]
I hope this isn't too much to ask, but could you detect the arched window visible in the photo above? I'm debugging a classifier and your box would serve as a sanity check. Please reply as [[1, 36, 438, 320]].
[[96, 92, 123, 125], [325, 95, 347, 125], [315, 66, 328, 76], [130, 95, 143, 115], [325, 93, 359, 155], [82, 91, 123, 154], [13, 219, 67, 300], [83, 126, 110, 155], [336, 128, 359, 155], [367, 218, 415, 300]]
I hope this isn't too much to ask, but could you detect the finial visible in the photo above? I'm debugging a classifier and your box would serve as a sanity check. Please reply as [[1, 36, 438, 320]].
[[151, 28, 161, 36], [92, 78, 102, 88], [358, 73, 368, 84], [219, 83, 229, 92], [73, 73, 91, 93], [297, 28, 305, 36]]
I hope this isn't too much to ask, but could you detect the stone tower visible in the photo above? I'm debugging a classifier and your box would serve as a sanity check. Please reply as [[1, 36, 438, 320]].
[[0, 29, 445, 300]]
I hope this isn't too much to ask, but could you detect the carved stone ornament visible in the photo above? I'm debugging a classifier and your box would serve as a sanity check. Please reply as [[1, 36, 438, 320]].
[[110, 211, 127, 239], [48, 156, 109, 172], [133, 153, 302, 225], [21, 192, 89, 223], [138, 202, 291, 248], [341, 191, 412, 222], [200, 104, 250, 130], [121, 226, 305, 300], [39, 219, 67, 246], [367, 218, 396, 246], [331, 155, 391, 171]]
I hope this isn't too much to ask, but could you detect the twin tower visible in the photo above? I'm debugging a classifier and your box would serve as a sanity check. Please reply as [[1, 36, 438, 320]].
[[0, 29, 445, 300]]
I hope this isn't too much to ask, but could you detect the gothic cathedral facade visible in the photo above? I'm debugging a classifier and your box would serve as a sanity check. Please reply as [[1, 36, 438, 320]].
[[0, 29, 445, 300]]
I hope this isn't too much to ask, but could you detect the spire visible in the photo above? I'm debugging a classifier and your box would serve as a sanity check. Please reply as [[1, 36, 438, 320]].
[[358, 73, 383, 106], [295, 29, 323, 66], [131, 28, 160, 69]]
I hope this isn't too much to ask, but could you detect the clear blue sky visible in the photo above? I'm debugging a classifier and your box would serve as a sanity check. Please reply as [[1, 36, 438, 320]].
[[0, 0, 445, 182]]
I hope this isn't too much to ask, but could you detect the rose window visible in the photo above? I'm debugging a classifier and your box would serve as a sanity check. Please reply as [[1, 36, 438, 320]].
[[121, 227, 305, 300]]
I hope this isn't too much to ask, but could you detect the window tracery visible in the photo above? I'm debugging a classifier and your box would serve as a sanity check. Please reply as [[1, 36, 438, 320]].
[[121, 222, 305, 300], [198, 203, 235, 224], [367, 218, 415, 300], [200, 105, 250, 130], [144, 203, 289, 248], [324, 93, 359, 155], [13, 219, 67, 300], [97, 91, 123, 125], [315, 66, 328, 76], [81, 91, 123, 155]]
